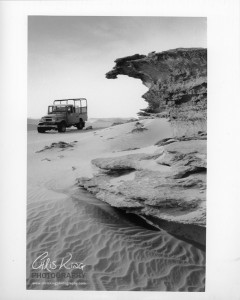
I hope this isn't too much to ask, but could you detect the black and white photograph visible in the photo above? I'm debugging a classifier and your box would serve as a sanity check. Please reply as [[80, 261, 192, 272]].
[[27, 16, 207, 291], [0, 0, 239, 299]]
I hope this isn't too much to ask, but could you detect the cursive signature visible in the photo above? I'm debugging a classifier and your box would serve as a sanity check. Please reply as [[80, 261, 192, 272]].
[[32, 252, 86, 273]]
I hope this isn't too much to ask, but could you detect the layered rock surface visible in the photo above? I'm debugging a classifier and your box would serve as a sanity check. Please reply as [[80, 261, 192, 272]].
[[77, 131, 206, 247], [106, 48, 207, 124], [78, 48, 207, 247]]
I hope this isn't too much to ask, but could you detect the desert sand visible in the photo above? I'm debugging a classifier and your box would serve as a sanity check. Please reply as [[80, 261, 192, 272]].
[[27, 48, 207, 291], [27, 118, 205, 291]]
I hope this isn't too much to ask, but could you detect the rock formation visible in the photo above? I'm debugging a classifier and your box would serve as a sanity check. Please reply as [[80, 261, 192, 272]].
[[106, 48, 207, 123], [77, 132, 206, 247], [78, 48, 207, 248]]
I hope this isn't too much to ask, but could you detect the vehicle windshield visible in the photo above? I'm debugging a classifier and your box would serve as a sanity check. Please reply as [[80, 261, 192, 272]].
[[48, 106, 67, 114]]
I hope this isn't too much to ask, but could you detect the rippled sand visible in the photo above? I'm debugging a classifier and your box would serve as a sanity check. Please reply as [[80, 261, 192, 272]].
[[27, 123, 205, 291], [27, 183, 205, 291]]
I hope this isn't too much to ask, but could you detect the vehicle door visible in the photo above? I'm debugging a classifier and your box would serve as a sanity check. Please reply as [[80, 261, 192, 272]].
[[67, 106, 78, 125]]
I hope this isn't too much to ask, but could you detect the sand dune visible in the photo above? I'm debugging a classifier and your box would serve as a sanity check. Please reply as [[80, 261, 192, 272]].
[[27, 118, 205, 291], [27, 185, 205, 291]]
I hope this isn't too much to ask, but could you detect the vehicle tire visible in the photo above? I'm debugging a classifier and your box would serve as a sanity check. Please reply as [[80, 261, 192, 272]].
[[58, 122, 66, 133], [76, 120, 84, 130], [37, 127, 45, 133]]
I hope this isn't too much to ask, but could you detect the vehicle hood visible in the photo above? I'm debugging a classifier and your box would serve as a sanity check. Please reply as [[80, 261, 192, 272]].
[[42, 114, 65, 119]]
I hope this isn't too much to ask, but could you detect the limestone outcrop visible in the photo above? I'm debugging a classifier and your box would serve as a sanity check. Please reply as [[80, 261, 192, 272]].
[[77, 132, 206, 247], [78, 48, 207, 248], [106, 48, 207, 123]]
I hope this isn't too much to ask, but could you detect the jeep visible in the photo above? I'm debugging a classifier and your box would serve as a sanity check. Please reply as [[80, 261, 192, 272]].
[[37, 98, 88, 133]]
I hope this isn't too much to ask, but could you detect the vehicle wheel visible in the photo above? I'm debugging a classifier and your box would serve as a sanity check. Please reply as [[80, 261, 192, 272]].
[[58, 122, 66, 133], [76, 120, 84, 130], [37, 128, 45, 133]]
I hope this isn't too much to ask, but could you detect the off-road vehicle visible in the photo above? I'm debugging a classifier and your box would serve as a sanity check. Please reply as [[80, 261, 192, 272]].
[[37, 98, 88, 133]]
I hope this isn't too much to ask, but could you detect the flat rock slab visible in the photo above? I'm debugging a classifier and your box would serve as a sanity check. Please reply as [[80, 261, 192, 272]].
[[36, 141, 77, 153], [77, 138, 206, 246]]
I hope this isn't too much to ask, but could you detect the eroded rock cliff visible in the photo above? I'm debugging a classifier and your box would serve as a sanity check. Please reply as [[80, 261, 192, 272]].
[[77, 49, 207, 248], [106, 48, 207, 123]]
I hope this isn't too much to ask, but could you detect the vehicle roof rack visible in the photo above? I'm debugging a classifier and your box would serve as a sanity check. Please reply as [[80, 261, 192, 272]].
[[53, 98, 87, 107], [54, 98, 87, 101]]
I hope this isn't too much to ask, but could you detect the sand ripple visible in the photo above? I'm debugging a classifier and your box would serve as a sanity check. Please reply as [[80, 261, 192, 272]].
[[27, 183, 205, 291]]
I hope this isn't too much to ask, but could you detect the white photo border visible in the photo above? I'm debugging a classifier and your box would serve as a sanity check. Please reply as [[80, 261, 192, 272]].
[[0, 0, 239, 299]]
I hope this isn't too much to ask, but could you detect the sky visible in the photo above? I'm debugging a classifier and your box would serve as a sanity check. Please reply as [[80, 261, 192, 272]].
[[28, 16, 206, 119]]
